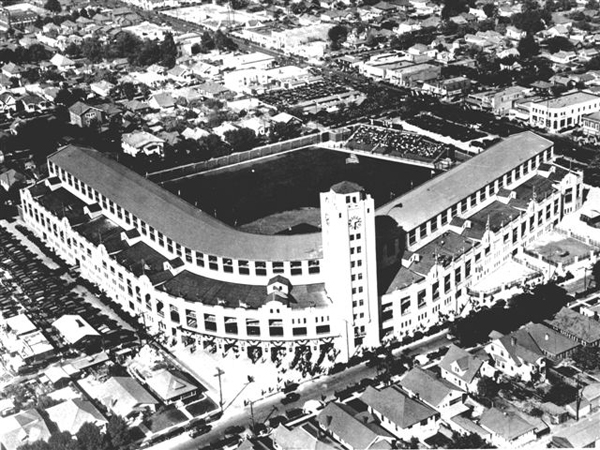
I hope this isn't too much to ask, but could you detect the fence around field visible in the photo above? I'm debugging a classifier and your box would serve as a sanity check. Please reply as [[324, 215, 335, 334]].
[[148, 133, 327, 184]]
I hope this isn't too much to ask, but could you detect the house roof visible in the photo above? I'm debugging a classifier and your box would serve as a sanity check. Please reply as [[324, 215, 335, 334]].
[[52, 314, 100, 344], [48, 145, 322, 261], [480, 408, 535, 442], [495, 328, 545, 366], [400, 367, 463, 408], [439, 344, 486, 384], [4, 314, 36, 336], [272, 424, 337, 450], [150, 92, 175, 108], [552, 415, 600, 447], [46, 399, 107, 434], [0, 409, 51, 450], [317, 402, 393, 450], [145, 369, 197, 401], [379, 132, 552, 232], [522, 322, 579, 357], [50, 53, 75, 67], [360, 385, 438, 429], [122, 131, 164, 149], [98, 376, 158, 417], [69, 101, 99, 116], [545, 307, 600, 344]]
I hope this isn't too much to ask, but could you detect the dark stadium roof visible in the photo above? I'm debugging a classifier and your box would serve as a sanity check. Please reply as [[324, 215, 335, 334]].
[[379, 132, 553, 231], [49, 145, 323, 262]]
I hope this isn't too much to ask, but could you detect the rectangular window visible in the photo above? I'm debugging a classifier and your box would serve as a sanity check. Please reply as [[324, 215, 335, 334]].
[[455, 266, 462, 284], [417, 290, 426, 309], [444, 274, 451, 293], [401, 297, 410, 315], [432, 281, 440, 301]]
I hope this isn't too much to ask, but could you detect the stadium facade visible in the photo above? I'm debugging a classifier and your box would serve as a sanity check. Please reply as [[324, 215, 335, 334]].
[[19, 131, 583, 362]]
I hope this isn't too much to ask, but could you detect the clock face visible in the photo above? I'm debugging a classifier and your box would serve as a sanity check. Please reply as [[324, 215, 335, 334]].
[[349, 216, 362, 230]]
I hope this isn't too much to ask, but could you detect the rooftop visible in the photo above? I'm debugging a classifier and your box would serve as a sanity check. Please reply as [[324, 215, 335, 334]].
[[379, 132, 553, 232], [49, 145, 322, 262], [480, 408, 535, 442], [545, 307, 600, 344]]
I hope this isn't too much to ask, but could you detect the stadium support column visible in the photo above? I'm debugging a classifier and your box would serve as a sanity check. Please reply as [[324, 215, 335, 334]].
[[320, 181, 380, 363]]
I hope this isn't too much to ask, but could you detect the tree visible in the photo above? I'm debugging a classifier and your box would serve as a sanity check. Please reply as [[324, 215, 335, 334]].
[[269, 120, 302, 142], [48, 431, 78, 450], [81, 37, 103, 63], [477, 377, 501, 399], [483, 3, 497, 18], [106, 415, 132, 449], [449, 431, 494, 449], [44, 0, 61, 13], [76, 423, 107, 450], [160, 32, 177, 69], [518, 34, 540, 58], [16, 442, 51, 450], [328, 25, 348, 50], [214, 30, 236, 51], [544, 382, 578, 406], [223, 127, 258, 153], [571, 346, 600, 372], [544, 36, 574, 53]]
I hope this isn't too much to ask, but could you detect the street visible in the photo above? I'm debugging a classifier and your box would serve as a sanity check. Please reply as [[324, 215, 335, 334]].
[[149, 332, 451, 450]]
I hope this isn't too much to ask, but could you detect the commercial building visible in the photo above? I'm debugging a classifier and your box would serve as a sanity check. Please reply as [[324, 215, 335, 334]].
[[529, 91, 600, 133], [19, 131, 584, 363]]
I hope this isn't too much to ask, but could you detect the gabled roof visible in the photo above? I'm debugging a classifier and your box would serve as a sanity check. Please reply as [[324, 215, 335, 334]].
[[52, 314, 100, 344], [494, 328, 545, 366], [439, 344, 485, 384], [98, 376, 158, 417], [0, 409, 51, 450], [317, 402, 393, 450], [545, 307, 600, 344], [400, 367, 463, 408], [145, 369, 197, 401], [4, 314, 36, 336], [46, 399, 107, 434], [272, 424, 336, 450], [552, 415, 600, 447], [480, 408, 535, 442], [361, 385, 438, 429], [522, 322, 579, 357], [69, 101, 99, 116]]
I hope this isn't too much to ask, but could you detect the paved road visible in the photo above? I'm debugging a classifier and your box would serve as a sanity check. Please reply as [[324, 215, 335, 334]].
[[150, 332, 451, 450]]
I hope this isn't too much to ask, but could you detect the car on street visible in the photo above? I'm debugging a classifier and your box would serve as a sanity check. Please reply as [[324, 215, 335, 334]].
[[281, 392, 300, 405]]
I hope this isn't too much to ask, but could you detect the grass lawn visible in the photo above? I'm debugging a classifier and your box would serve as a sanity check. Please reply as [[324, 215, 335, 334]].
[[147, 406, 188, 432]]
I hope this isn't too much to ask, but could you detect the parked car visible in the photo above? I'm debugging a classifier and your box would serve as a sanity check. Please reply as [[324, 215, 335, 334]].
[[281, 392, 300, 405]]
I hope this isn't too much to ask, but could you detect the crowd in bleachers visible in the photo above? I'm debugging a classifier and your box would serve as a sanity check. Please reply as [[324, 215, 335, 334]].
[[347, 125, 452, 161]]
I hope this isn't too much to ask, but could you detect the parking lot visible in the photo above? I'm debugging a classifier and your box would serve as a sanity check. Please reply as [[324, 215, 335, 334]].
[[0, 224, 140, 360], [258, 80, 355, 110]]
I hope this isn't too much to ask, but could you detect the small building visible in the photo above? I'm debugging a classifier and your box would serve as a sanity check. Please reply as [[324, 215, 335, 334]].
[[529, 91, 600, 133], [0, 168, 25, 192], [360, 385, 440, 441], [479, 408, 537, 448], [68, 101, 103, 128], [316, 402, 395, 450], [544, 307, 600, 346], [272, 423, 337, 450], [0, 409, 51, 450], [52, 314, 101, 351], [96, 376, 158, 418], [122, 131, 164, 157], [148, 92, 175, 110], [144, 369, 199, 404], [581, 111, 600, 136], [521, 322, 580, 362], [484, 329, 546, 383], [550, 415, 600, 447], [46, 399, 107, 434], [438, 344, 491, 393]]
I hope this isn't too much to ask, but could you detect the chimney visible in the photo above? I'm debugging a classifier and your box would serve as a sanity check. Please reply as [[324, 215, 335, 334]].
[[545, 333, 549, 341], [511, 336, 516, 346]]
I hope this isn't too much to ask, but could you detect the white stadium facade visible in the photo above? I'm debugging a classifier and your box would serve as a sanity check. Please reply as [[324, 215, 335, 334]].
[[19, 131, 584, 362]]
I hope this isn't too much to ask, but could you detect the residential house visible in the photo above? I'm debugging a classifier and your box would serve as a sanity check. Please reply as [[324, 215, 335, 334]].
[[566, 382, 600, 418], [68, 101, 103, 127], [52, 314, 101, 351], [19, 93, 51, 113], [46, 399, 107, 434], [399, 367, 466, 418], [0, 409, 51, 450], [484, 329, 546, 383], [96, 376, 158, 418], [0, 168, 26, 192], [360, 385, 440, 441], [144, 369, 199, 404], [550, 414, 600, 447], [544, 307, 600, 346], [506, 26, 526, 40], [2, 63, 23, 80], [122, 99, 152, 115], [90, 80, 115, 98], [521, 322, 580, 362], [271, 423, 337, 450], [316, 402, 395, 449], [439, 345, 492, 393], [479, 408, 537, 448], [122, 131, 165, 157], [149, 92, 175, 110], [0, 91, 19, 112], [49, 53, 76, 71]]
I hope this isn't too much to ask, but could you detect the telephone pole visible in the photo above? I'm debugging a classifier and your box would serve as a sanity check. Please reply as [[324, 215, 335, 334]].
[[215, 368, 225, 413]]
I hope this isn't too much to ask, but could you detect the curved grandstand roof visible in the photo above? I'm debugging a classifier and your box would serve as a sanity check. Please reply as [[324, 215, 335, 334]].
[[377, 131, 553, 231], [49, 145, 323, 262]]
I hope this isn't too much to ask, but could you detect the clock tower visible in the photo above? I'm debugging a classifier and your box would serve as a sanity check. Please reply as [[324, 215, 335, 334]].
[[320, 181, 380, 362]]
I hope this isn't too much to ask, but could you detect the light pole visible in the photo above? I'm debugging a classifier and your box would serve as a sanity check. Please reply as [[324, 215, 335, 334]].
[[215, 367, 225, 413]]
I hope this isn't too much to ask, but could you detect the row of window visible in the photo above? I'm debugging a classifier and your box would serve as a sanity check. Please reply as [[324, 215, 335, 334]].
[[407, 150, 551, 247], [49, 163, 322, 278]]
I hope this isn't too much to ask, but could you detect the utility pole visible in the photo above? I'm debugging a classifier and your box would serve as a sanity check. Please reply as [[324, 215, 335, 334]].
[[215, 368, 225, 413]]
